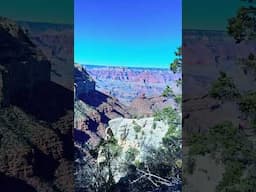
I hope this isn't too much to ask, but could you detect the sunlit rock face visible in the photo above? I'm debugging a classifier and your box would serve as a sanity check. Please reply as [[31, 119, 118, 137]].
[[109, 117, 168, 158], [96, 117, 169, 182]]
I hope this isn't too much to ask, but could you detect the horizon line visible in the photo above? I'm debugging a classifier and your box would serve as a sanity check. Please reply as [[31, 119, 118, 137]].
[[78, 63, 170, 70]]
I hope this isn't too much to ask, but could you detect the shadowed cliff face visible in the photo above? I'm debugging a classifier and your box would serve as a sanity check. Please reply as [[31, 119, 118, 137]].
[[0, 17, 74, 192], [0, 172, 37, 192], [0, 17, 51, 107], [0, 17, 74, 122], [74, 64, 95, 99], [14, 81, 73, 122], [18, 21, 74, 90], [74, 65, 131, 149]]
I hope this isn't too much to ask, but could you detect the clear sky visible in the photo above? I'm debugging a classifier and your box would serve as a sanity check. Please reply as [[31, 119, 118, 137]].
[[0, 0, 73, 24], [75, 0, 181, 69]]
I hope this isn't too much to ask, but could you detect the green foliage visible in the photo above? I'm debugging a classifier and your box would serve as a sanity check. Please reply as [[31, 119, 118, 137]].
[[134, 160, 141, 167], [108, 142, 122, 158], [237, 166, 256, 191], [154, 107, 179, 123], [162, 85, 174, 97], [239, 91, 256, 115], [152, 121, 157, 129], [193, 2, 256, 191], [133, 123, 142, 133], [175, 94, 182, 105], [217, 161, 244, 192], [170, 47, 182, 74], [209, 72, 240, 101], [125, 148, 139, 162], [188, 121, 255, 159], [188, 121, 256, 191], [238, 53, 256, 76], [188, 133, 209, 155], [154, 106, 181, 146], [96, 135, 122, 163], [108, 135, 118, 145], [146, 106, 182, 179], [143, 132, 182, 180], [227, 5, 256, 43]]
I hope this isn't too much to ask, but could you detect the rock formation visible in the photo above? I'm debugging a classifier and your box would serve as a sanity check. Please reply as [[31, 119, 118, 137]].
[[0, 17, 51, 107], [0, 18, 74, 192], [18, 21, 73, 90], [74, 64, 95, 100], [85, 65, 181, 105], [74, 64, 131, 149], [128, 95, 177, 117]]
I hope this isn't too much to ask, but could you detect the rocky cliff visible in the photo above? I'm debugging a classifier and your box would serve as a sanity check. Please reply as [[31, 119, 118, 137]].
[[0, 106, 74, 192], [18, 21, 73, 90], [0, 18, 74, 192], [99, 117, 170, 181], [0, 17, 51, 107], [183, 29, 256, 97], [128, 95, 177, 117], [74, 64, 96, 100], [74, 64, 131, 149]]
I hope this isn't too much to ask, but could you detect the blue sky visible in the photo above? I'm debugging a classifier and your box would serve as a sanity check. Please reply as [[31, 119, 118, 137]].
[[75, 0, 181, 69]]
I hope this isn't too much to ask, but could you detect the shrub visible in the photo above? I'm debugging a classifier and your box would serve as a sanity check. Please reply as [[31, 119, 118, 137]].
[[125, 148, 139, 162], [162, 85, 174, 97], [188, 121, 256, 191], [209, 71, 240, 101], [239, 91, 256, 117], [152, 121, 157, 129], [133, 124, 142, 133], [175, 94, 182, 105]]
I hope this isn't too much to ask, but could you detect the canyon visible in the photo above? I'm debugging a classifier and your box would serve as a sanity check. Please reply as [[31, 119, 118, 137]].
[[86, 65, 181, 105], [74, 63, 182, 192]]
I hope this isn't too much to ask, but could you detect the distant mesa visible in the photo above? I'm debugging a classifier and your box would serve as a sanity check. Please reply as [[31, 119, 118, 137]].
[[84, 65, 181, 105]]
